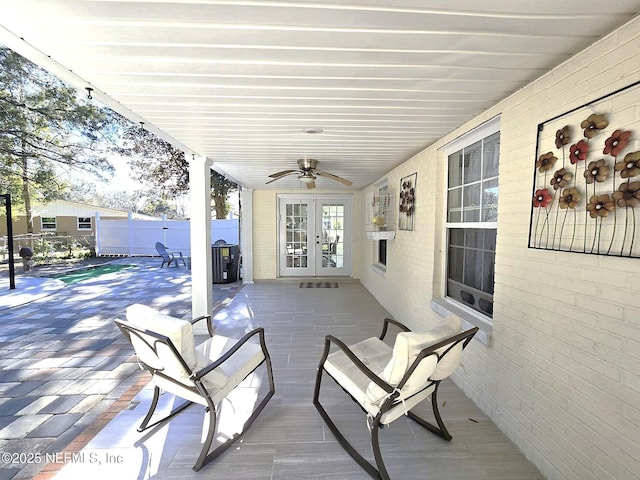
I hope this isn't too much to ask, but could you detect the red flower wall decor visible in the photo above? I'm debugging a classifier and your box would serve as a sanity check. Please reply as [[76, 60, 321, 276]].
[[529, 81, 640, 257]]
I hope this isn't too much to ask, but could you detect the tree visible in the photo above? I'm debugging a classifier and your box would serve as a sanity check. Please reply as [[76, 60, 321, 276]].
[[65, 179, 148, 213], [119, 125, 237, 219], [0, 47, 116, 231], [210, 170, 237, 219]]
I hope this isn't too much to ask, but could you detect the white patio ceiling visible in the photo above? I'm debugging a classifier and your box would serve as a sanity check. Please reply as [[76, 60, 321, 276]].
[[1, 1, 638, 190]]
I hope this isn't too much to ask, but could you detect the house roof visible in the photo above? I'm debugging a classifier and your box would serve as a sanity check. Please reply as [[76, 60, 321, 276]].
[[32, 200, 157, 220]]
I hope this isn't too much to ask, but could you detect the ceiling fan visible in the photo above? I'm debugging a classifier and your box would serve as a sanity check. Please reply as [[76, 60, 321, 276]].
[[266, 159, 353, 189]]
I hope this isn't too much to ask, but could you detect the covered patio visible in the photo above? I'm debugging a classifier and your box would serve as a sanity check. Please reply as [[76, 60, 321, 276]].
[[0, 262, 541, 479], [1, 2, 639, 480]]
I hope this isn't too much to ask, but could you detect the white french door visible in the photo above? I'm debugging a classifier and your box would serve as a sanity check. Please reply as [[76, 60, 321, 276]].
[[278, 194, 352, 277]]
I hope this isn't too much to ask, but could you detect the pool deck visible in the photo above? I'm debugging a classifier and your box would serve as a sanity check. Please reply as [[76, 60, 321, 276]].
[[0, 276, 66, 311], [0, 258, 241, 480]]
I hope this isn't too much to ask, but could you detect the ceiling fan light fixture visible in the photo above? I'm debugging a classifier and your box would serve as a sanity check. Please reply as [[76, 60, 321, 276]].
[[298, 173, 316, 183]]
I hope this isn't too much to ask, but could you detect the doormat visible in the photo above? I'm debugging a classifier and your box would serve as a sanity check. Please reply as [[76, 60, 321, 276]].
[[299, 282, 339, 288]]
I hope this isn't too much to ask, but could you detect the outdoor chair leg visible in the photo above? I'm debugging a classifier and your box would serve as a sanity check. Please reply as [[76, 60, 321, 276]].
[[370, 420, 391, 480], [313, 366, 383, 480], [193, 405, 218, 472], [405, 382, 453, 441], [193, 358, 276, 472], [137, 386, 194, 433]]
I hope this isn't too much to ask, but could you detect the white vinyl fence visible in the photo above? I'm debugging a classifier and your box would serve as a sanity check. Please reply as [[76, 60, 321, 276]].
[[95, 213, 239, 256]]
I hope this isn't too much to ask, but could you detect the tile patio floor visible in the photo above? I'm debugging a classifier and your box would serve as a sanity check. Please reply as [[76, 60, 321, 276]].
[[0, 260, 544, 480]]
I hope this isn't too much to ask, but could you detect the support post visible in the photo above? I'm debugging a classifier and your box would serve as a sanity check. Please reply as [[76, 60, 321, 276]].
[[94, 211, 101, 257], [128, 211, 134, 257], [240, 187, 254, 283], [2, 194, 16, 290], [190, 156, 213, 321]]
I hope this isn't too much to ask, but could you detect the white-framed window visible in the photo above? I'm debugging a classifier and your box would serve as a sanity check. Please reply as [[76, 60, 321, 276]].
[[444, 117, 500, 319], [377, 239, 387, 267], [41, 217, 57, 230], [77, 217, 92, 230]]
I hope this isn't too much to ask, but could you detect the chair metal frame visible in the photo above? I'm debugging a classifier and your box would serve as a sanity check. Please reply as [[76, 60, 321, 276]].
[[115, 316, 275, 472], [155, 241, 186, 268], [313, 317, 478, 480]]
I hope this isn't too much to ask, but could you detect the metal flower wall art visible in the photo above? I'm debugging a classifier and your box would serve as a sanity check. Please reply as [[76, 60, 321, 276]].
[[529, 82, 640, 258], [399, 173, 417, 231]]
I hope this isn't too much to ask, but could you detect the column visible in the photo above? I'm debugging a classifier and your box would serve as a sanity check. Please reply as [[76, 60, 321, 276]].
[[240, 187, 254, 283], [190, 155, 213, 320]]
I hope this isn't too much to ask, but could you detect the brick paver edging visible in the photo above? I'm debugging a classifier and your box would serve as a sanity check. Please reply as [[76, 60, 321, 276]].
[[31, 373, 150, 480]]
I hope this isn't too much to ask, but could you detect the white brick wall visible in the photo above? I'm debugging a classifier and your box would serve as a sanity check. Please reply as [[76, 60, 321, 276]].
[[252, 189, 278, 279], [360, 16, 640, 480]]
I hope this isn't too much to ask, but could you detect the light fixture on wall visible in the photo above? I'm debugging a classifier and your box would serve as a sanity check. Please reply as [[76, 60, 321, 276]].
[[85, 87, 93, 100]]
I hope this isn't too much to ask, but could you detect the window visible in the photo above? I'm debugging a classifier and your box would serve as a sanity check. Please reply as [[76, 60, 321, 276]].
[[78, 217, 92, 230], [378, 239, 387, 266], [445, 123, 499, 318], [41, 217, 56, 230]]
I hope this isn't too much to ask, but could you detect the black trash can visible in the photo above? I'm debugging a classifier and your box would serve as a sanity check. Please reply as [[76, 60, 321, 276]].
[[211, 243, 239, 283]]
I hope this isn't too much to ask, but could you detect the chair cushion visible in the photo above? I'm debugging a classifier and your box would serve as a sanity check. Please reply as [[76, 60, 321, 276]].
[[365, 315, 462, 412], [153, 335, 265, 406], [323, 337, 393, 408], [125, 304, 201, 384], [197, 335, 264, 402], [384, 315, 461, 385]]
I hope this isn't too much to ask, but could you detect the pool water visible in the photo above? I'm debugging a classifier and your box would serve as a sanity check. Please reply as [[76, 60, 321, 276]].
[[52, 264, 134, 285]]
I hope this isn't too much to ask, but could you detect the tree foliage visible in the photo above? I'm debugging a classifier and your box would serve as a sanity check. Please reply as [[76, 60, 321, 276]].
[[0, 46, 116, 230], [65, 180, 148, 213], [118, 125, 238, 219], [1, 45, 237, 223]]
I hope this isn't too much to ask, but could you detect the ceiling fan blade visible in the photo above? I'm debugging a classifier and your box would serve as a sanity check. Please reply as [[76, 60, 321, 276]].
[[315, 169, 353, 186], [265, 172, 297, 184], [305, 179, 316, 189], [268, 169, 297, 178]]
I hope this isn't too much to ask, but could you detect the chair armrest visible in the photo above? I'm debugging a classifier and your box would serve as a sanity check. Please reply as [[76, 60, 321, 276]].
[[379, 317, 411, 341], [322, 335, 394, 395], [190, 314, 214, 337], [193, 327, 268, 380]]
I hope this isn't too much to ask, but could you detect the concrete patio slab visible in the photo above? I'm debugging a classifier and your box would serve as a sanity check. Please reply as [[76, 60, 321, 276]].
[[0, 277, 65, 311], [0, 257, 243, 480]]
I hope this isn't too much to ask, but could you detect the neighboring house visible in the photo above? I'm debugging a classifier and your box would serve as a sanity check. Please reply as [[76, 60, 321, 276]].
[[0, 199, 157, 236]]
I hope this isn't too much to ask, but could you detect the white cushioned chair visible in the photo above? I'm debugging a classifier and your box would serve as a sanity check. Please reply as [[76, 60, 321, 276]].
[[313, 315, 478, 480], [115, 304, 275, 472]]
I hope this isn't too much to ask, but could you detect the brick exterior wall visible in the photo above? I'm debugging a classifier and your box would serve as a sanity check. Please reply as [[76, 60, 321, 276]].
[[359, 16, 640, 480], [250, 17, 640, 479]]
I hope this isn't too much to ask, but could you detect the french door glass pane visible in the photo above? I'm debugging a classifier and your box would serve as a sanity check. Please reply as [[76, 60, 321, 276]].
[[322, 203, 344, 268], [286, 202, 308, 269]]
